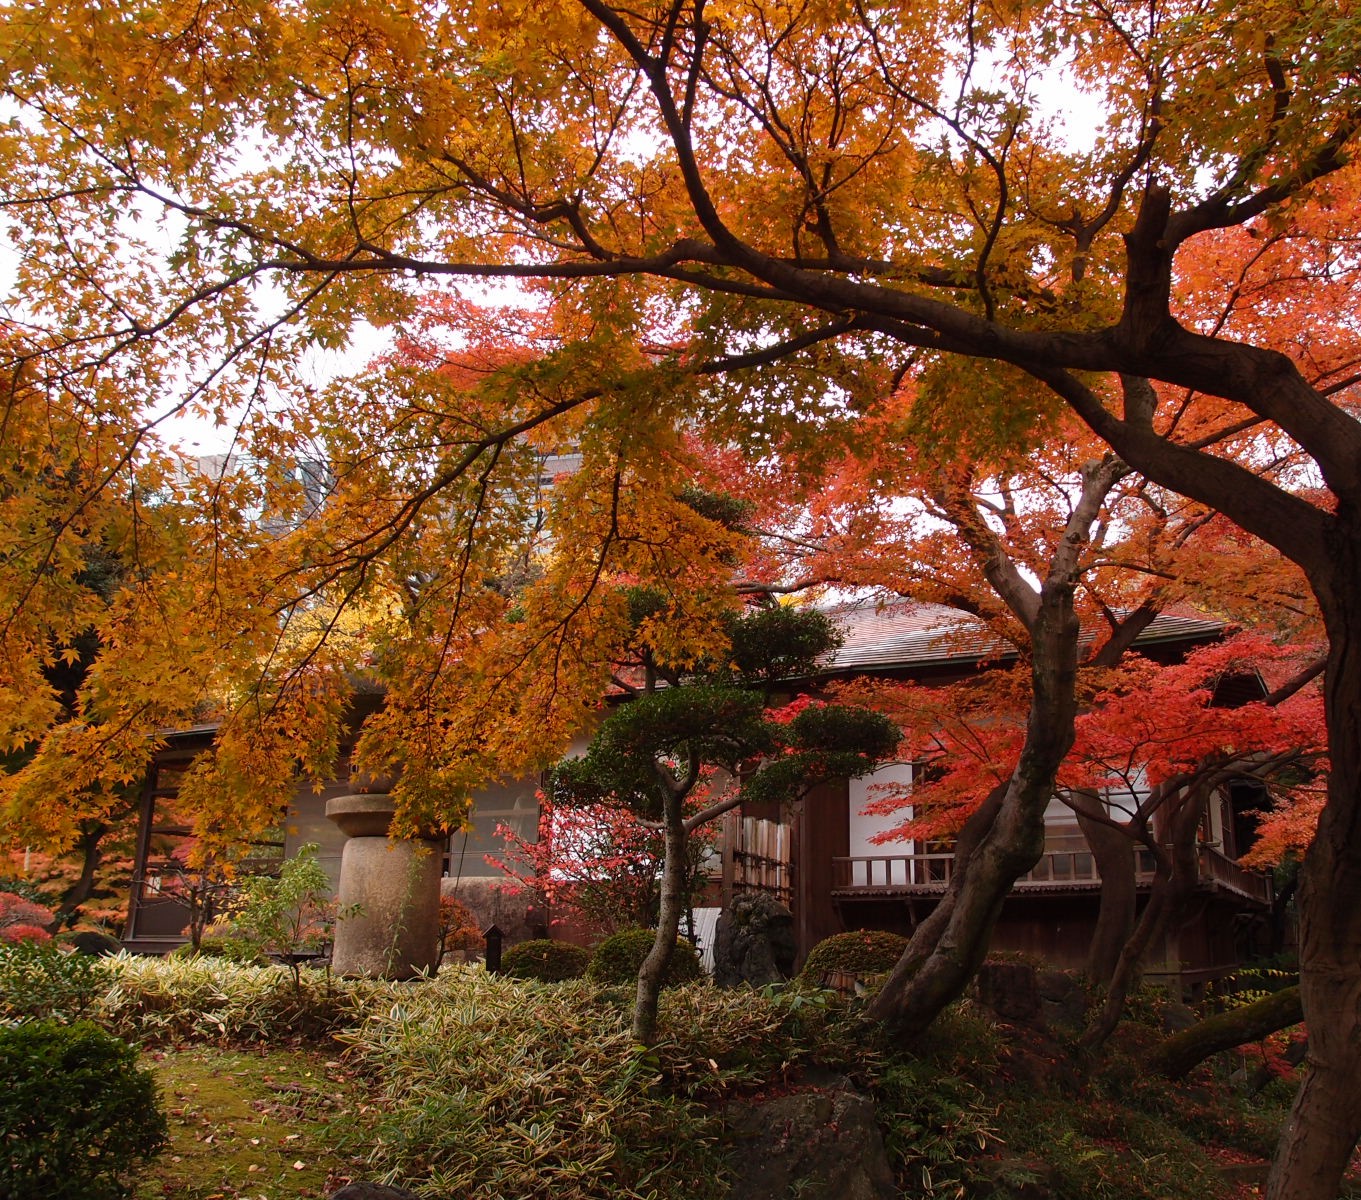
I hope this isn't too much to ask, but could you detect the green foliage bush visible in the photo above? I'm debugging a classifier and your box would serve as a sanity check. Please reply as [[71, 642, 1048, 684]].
[[335, 973, 835, 1199], [221, 844, 339, 962], [501, 938, 591, 982], [800, 929, 909, 980], [586, 928, 703, 987], [98, 955, 355, 1043], [0, 1019, 167, 1200], [0, 938, 108, 1022]]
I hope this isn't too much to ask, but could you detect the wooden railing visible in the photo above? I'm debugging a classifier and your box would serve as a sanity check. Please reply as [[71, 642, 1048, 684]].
[[832, 844, 1271, 903], [1196, 846, 1274, 903]]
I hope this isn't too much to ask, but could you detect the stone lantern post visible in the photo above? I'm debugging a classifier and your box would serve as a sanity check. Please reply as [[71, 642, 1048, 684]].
[[325, 792, 443, 979]]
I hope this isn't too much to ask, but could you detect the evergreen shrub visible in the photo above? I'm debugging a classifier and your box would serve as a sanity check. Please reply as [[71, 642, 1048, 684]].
[[800, 929, 909, 980], [0, 1019, 167, 1200], [500, 939, 591, 982], [586, 927, 703, 986]]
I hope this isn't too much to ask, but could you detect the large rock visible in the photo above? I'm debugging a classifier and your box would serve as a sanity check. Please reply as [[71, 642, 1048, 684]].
[[975, 959, 1042, 1024], [724, 1076, 896, 1200], [712, 891, 796, 988]]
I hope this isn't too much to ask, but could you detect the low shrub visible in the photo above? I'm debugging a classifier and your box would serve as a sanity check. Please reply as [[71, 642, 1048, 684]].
[[501, 938, 591, 982], [438, 893, 483, 963], [800, 929, 909, 980], [334, 972, 728, 1200], [56, 928, 123, 956], [0, 938, 109, 1022], [0, 890, 56, 943], [99, 955, 355, 1043], [586, 928, 703, 987], [0, 1019, 168, 1200]]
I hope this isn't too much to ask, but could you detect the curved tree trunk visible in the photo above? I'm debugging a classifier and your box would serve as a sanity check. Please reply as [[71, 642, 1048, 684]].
[[1082, 786, 1206, 1049], [1070, 790, 1137, 984], [49, 820, 107, 931], [868, 588, 1081, 1034], [632, 791, 687, 1044], [1266, 551, 1361, 1200], [1152, 986, 1302, 1080]]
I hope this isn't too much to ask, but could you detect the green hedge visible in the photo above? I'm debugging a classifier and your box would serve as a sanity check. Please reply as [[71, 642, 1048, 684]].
[[0, 1019, 167, 1200], [800, 930, 908, 980], [586, 928, 703, 987], [501, 939, 592, 982]]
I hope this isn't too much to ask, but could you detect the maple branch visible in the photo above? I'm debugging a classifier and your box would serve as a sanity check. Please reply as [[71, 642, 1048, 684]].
[[1085, 598, 1161, 669], [1265, 658, 1327, 707], [1029, 368, 1331, 574], [691, 315, 865, 373]]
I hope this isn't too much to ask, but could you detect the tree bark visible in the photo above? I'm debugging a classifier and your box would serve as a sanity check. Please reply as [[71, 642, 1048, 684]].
[[1152, 986, 1303, 1080], [1082, 785, 1206, 1049], [1266, 541, 1361, 1200], [49, 821, 107, 931], [632, 790, 687, 1044], [868, 586, 1080, 1034], [1069, 790, 1137, 984]]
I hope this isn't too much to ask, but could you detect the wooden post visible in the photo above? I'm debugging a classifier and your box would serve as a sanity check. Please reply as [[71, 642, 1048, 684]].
[[484, 924, 504, 973]]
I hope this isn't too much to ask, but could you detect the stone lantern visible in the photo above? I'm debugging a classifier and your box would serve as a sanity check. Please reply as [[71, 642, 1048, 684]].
[[325, 792, 443, 979]]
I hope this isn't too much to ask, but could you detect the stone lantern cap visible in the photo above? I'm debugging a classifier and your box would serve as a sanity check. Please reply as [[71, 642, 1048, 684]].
[[326, 793, 396, 839]]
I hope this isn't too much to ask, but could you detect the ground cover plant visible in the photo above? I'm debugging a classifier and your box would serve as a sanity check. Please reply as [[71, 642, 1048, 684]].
[[134, 1045, 360, 1200], [0, 951, 1344, 1200]]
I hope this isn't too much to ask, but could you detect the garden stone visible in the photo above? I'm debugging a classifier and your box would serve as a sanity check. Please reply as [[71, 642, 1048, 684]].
[[975, 960, 1042, 1025], [723, 1074, 895, 1200], [1037, 969, 1087, 1030], [712, 891, 796, 988], [326, 793, 442, 980]]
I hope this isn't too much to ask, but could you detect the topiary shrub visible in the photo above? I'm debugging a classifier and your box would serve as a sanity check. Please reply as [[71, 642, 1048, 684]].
[[587, 928, 703, 987], [0, 1019, 168, 1200], [500, 938, 591, 982], [800, 929, 909, 981]]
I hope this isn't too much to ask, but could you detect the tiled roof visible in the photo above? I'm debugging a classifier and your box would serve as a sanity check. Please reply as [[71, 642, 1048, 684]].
[[820, 600, 1225, 674]]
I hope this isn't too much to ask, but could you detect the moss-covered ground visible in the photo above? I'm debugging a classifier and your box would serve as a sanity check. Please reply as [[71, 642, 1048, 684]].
[[134, 1045, 361, 1199]]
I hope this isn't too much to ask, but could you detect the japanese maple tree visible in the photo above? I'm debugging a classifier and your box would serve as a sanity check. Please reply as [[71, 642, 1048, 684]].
[[6, 2, 1361, 1190]]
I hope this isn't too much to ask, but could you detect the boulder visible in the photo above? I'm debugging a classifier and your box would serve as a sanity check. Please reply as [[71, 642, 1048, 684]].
[[723, 1075, 895, 1200], [1036, 968, 1088, 1030], [975, 960, 1042, 1025], [712, 891, 796, 988]]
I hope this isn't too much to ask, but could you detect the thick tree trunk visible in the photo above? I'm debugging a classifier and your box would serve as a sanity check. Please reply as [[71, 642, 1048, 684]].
[[1266, 548, 1361, 1200], [1152, 987, 1303, 1080], [632, 792, 688, 1044], [1082, 787, 1205, 1049], [49, 821, 106, 931], [1069, 790, 1137, 984], [868, 590, 1080, 1034]]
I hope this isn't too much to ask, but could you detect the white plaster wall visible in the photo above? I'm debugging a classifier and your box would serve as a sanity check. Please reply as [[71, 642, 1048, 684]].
[[847, 761, 915, 886]]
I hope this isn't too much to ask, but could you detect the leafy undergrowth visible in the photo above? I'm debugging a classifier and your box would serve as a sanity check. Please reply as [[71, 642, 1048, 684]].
[[5, 948, 1354, 1200]]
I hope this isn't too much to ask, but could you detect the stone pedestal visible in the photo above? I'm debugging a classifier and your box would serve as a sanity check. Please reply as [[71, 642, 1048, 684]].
[[326, 794, 442, 980]]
